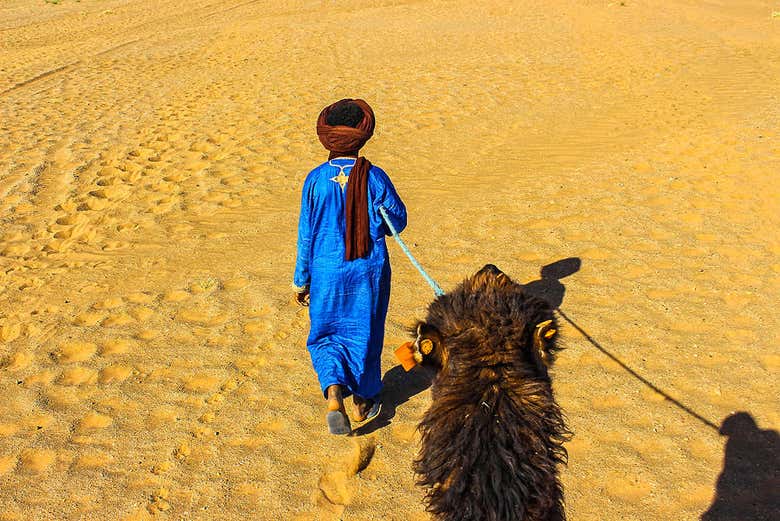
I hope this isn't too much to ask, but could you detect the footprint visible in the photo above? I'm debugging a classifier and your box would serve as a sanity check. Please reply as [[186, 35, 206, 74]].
[[101, 338, 132, 356], [346, 437, 377, 476], [95, 177, 117, 187], [116, 222, 139, 233], [102, 314, 135, 328], [221, 198, 241, 208], [59, 367, 98, 386], [56, 214, 88, 226], [0, 423, 19, 437], [0, 322, 22, 343], [79, 198, 107, 211], [99, 364, 133, 384], [182, 374, 220, 394], [102, 241, 129, 251], [206, 334, 230, 347], [390, 423, 417, 443], [146, 487, 171, 515], [129, 307, 154, 322], [135, 329, 160, 341], [163, 290, 190, 302], [201, 192, 228, 204], [243, 319, 271, 335], [602, 472, 653, 502], [56, 341, 97, 363], [173, 442, 191, 461], [74, 312, 105, 327], [93, 297, 124, 310], [177, 307, 228, 327], [190, 278, 221, 294], [2, 351, 34, 371], [22, 413, 54, 433], [78, 412, 113, 431], [19, 449, 56, 474], [150, 461, 172, 475], [43, 239, 73, 253], [73, 452, 112, 471], [222, 277, 249, 291], [44, 388, 81, 411], [0, 455, 16, 476], [126, 292, 156, 304], [20, 367, 56, 387], [316, 471, 351, 509], [232, 482, 268, 506], [147, 406, 181, 428], [313, 438, 377, 514], [220, 175, 243, 186], [2, 244, 31, 258]]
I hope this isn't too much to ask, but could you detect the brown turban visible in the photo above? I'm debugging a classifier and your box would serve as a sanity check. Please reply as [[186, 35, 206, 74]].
[[316, 99, 375, 261]]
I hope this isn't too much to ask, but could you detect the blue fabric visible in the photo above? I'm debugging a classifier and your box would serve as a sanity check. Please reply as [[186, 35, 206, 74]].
[[294, 158, 407, 399]]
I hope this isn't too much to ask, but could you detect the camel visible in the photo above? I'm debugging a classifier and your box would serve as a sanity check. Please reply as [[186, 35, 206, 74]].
[[408, 264, 571, 521]]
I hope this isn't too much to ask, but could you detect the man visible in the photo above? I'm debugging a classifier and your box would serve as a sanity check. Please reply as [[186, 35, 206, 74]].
[[293, 99, 407, 435]]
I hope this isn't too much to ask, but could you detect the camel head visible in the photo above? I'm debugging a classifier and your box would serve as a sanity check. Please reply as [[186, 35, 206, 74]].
[[410, 264, 560, 376]]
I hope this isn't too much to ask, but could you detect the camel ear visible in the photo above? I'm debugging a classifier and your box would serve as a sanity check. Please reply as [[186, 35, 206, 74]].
[[533, 319, 557, 366]]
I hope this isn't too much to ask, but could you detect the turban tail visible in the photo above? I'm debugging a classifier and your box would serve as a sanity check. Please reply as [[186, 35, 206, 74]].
[[316, 99, 375, 261]]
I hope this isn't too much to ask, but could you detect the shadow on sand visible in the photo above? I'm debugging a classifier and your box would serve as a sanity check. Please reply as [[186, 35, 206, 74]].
[[701, 412, 779, 521], [526, 258, 780, 519], [352, 364, 434, 436], [522, 256, 581, 308], [523, 256, 720, 432]]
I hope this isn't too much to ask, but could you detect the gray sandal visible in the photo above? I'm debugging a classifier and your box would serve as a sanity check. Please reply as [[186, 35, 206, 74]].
[[327, 410, 352, 435], [354, 401, 382, 426]]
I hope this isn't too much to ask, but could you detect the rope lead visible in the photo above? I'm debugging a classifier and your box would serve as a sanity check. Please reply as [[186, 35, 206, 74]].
[[379, 206, 444, 297]]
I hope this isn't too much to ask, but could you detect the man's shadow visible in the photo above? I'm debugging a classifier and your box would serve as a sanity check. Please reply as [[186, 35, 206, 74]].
[[701, 412, 779, 521], [353, 364, 433, 436], [522, 257, 581, 308]]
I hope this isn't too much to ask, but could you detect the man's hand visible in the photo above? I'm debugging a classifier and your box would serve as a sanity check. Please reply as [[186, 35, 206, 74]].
[[294, 285, 310, 307]]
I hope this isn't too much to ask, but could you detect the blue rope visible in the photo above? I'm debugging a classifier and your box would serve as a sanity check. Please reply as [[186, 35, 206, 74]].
[[379, 206, 445, 297]]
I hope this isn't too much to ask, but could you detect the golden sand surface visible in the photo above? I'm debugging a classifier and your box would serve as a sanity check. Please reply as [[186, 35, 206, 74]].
[[1, 0, 778, 519]]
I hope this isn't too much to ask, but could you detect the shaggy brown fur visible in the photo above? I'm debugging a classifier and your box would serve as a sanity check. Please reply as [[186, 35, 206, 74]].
[[411, 264, 571, 521]]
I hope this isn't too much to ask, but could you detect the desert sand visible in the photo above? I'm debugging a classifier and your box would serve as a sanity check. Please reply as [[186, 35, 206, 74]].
[[1, 0, 778, 519]]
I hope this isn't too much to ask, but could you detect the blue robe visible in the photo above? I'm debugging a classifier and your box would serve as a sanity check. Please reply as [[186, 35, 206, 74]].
[[294, 158, 407, 399]]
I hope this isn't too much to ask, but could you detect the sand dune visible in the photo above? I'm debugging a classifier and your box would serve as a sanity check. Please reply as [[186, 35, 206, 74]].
[[1, 0, 778, 519]]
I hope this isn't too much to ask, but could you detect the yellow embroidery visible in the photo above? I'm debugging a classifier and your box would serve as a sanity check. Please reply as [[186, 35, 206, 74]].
[[330, 171, 349, 190], [329, 159, 354, 191]]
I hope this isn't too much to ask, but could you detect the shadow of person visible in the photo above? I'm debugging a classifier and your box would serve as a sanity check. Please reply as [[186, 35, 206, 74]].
[[701, 412, 779, 521], [352, 364, 433, 436], [522, 257, 581, 308]]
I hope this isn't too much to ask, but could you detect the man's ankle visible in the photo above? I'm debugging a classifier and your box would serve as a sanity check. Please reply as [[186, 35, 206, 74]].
[[326, 385, 343, 411]]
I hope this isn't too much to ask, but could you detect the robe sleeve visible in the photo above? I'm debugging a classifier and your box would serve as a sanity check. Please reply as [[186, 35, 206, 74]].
[[371, 166, 407, 236], [293, 175, 314, 288]]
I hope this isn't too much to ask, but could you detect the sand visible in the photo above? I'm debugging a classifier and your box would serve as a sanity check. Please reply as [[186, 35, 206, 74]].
[[1, 0, 778, 519]]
